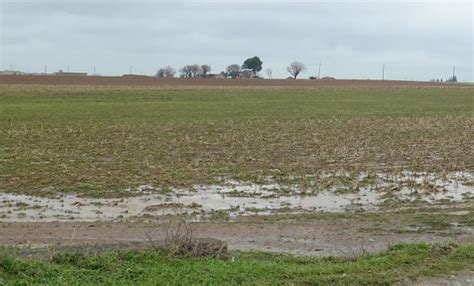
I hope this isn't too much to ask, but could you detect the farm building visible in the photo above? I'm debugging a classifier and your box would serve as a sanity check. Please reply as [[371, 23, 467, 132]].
[[54, 70, 87, 76], [0, 70, 26, 75], [237, 69, 254, 78]]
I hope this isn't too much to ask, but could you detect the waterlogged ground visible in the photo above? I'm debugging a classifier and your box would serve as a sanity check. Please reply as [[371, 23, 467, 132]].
[[0, 84, 473, 284], [1, 85, 473, 197], [0, 171, 472, 222]]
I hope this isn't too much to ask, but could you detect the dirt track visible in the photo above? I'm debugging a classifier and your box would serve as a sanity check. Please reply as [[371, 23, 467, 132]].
[[1, 216, 472, 257], [0, 75, 467, 88]]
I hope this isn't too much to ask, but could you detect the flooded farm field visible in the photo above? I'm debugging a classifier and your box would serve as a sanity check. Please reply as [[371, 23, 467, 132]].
[[1, 171, 472, 222], [1, 85, 473, 250], [0, 84, 473, 285]]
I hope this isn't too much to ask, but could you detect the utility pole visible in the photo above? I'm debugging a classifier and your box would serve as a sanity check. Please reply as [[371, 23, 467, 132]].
[[382, 64, 385, 81], [93, 66, 96, 76], [9, 64, 12, 71], [318, 62, 322, 79], [67, 65, 70, 72], [129, 65, 132, 75], [452, 65, 456, 78], [44, 64, 47, 74]]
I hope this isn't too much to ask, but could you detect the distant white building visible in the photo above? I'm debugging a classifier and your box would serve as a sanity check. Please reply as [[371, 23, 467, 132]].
[[0, 70, 26, 75], [207, 73, 226, 79], [54, 70, 87, 76], [237, 69, 254, 78]]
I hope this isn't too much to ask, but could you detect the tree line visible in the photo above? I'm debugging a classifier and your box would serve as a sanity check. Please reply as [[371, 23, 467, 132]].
[[156, 56, 308, 79]]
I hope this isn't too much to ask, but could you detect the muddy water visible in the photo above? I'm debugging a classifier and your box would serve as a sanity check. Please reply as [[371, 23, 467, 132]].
[[0, 172, 472, 222], [0, 189, 378, 222]]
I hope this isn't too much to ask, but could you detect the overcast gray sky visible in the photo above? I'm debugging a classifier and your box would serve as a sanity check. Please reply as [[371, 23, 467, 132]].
[[1, 0, 472, 81]]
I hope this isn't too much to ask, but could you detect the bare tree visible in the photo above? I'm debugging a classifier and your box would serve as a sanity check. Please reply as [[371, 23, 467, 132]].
[[287, 61, 306, 79], [201, 65, 211, 77], [156, 66, 176, 78], [179, 65, 193, 78], [226, 64, 241, 79], [165, 66, 176, 78], [190, 64, 202, 77], [265, 68, 272, 79], [179, 64, 202, 78]]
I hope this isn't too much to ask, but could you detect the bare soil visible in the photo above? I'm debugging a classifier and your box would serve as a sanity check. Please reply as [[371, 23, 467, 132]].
[[1, 214, 472, 257], [0, 75, 469, 88], [412, 271, 474, 286]]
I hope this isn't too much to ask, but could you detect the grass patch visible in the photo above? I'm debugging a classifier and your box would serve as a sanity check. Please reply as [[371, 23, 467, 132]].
[[410, 213, 451, 230], [0, 243, 472, 285]]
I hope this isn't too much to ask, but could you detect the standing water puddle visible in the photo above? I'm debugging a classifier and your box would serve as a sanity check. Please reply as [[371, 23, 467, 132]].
[[0, 172, 472, 222]]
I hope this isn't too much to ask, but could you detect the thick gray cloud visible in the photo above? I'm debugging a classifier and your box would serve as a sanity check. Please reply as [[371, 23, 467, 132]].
[[1, 0, 472, 81]]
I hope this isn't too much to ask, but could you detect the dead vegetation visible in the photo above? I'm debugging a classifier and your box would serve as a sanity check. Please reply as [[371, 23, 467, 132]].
[[145, 219, 227, 258], [2, 116, 472, 196], [143, 203, 185, 212], [0, 85, 472, 197]]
